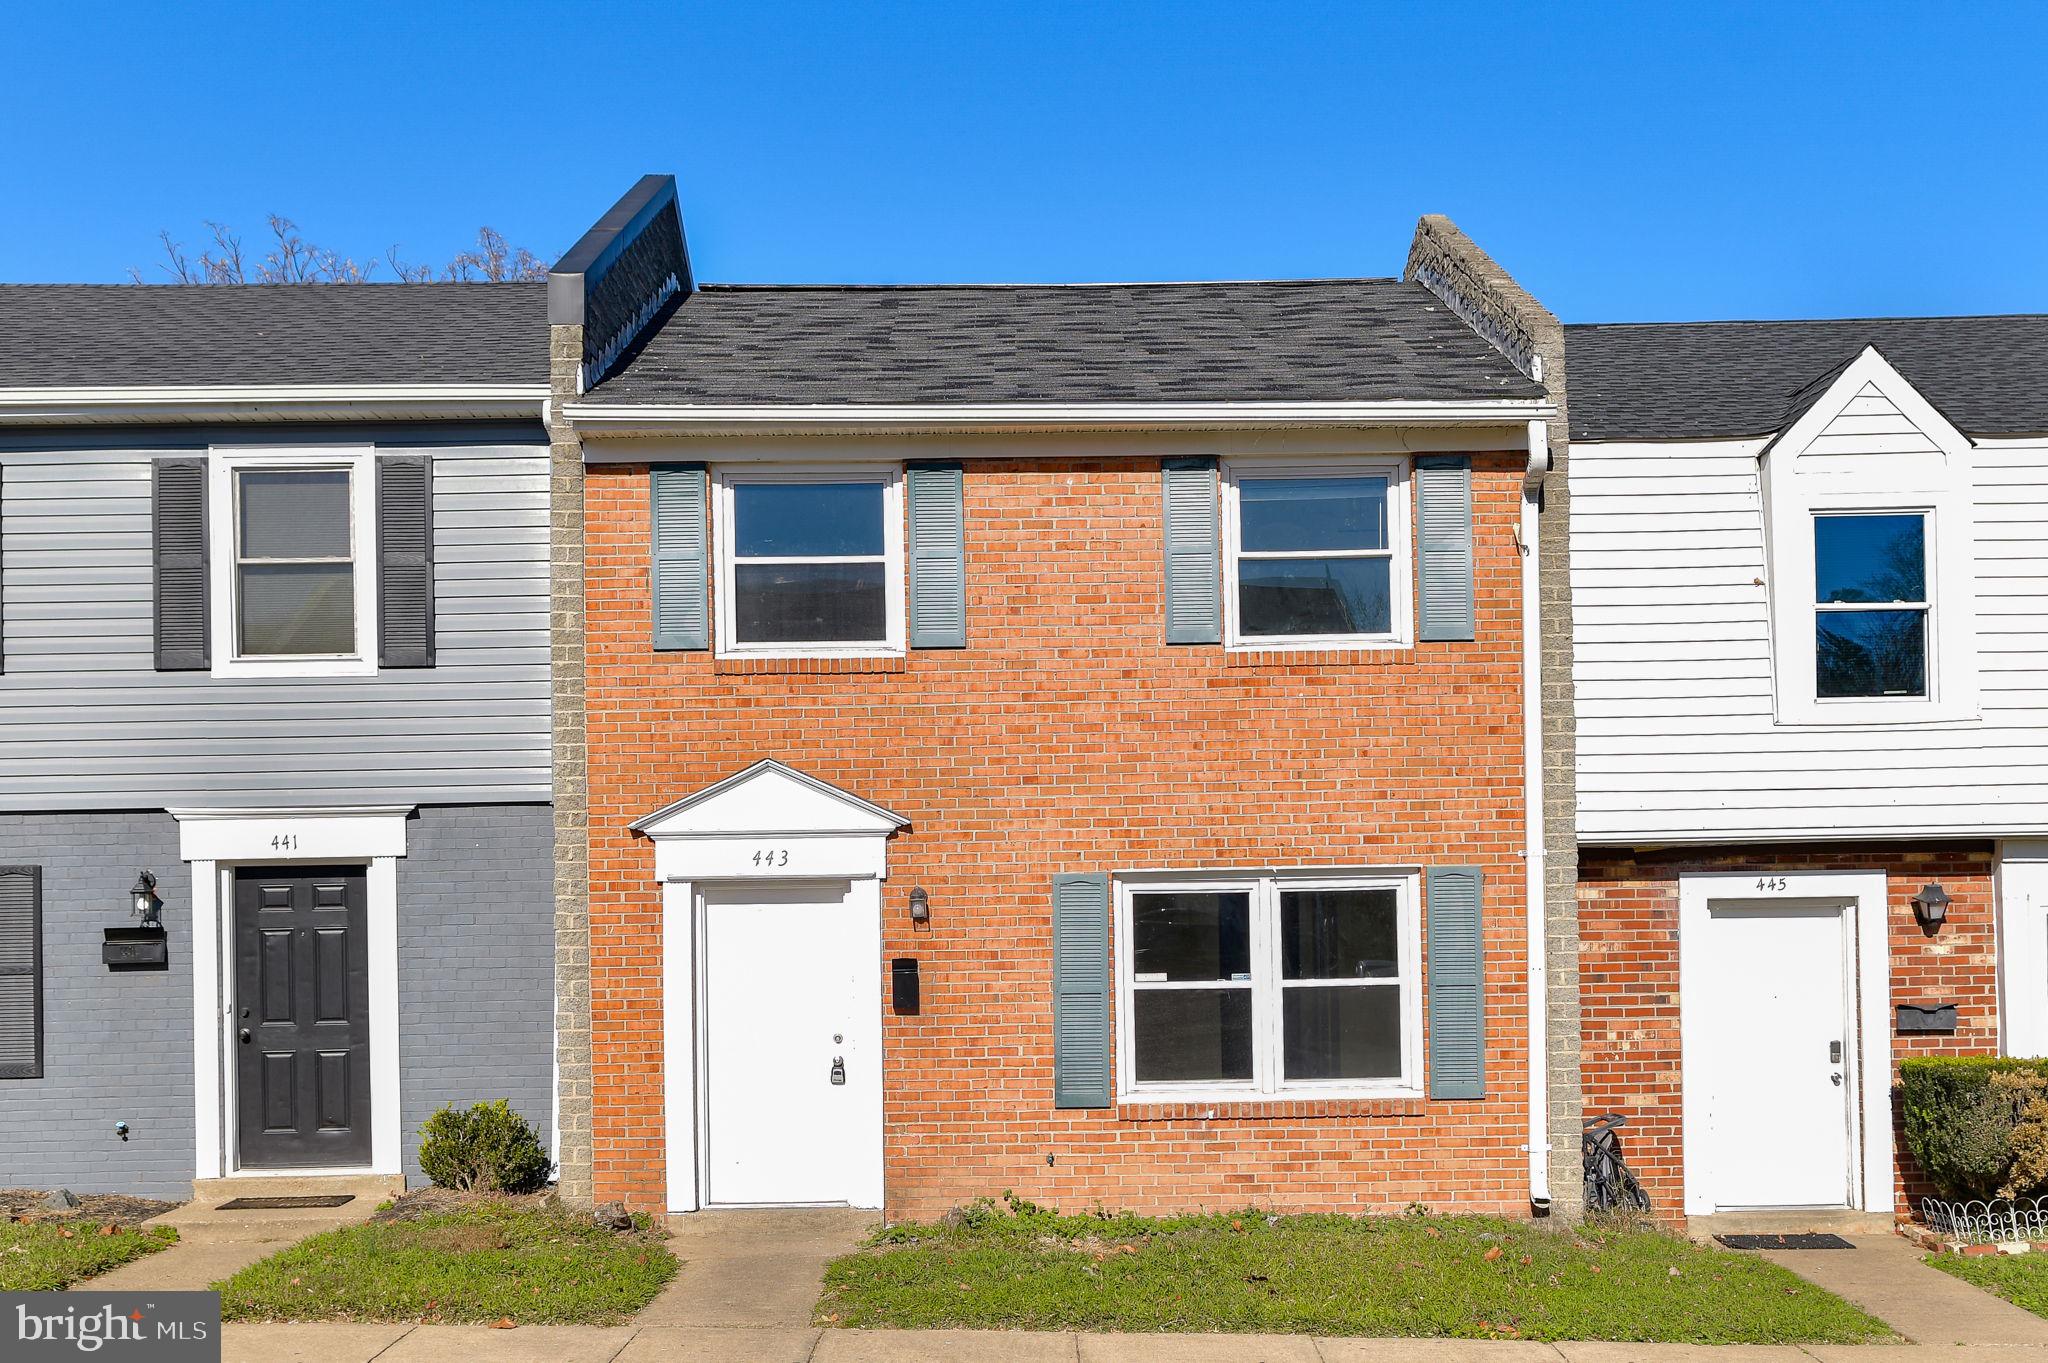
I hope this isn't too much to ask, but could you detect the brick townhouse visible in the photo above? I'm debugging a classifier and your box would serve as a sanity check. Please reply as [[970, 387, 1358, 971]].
[[541, 177, 1581, 1220], [1568, 318, 2048, 1230]]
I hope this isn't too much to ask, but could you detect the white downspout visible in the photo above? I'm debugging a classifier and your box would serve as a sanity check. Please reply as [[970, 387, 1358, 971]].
[[1522, 418, 1551, 1210]]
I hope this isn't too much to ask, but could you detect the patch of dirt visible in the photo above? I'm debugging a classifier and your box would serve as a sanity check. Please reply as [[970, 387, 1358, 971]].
[[371, 1186, 556, 1224], [0, 1189, 181, 1227]]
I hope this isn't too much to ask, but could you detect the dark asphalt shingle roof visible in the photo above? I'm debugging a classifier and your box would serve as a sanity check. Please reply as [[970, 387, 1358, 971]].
[[584, 280, 1547, 406], [1567, 315, 2048, 441], [0, 283, 548, 388]]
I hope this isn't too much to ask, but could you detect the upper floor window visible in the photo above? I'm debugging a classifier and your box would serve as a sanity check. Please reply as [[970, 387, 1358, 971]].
[[1116, 873, 1420, 1101], [210, 449, 378, 679], [1815, 512, 1928, 700], [714, 467, 904, 656], [1222, 458, 1412, 650]]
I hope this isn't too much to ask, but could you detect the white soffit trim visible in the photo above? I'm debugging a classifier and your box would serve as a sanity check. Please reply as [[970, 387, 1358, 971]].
[[0, 384, 549, 426], [170, 806, 413, 862], [565, 397, 1557, 439]]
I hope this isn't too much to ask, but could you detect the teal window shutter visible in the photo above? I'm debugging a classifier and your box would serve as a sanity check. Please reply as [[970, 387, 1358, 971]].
[[1161, 457, 1221, 644], [650, 464, 708, 651], [1426, 866, 1485, 1098], [1415, 455, 1475, 641], [1052, 873, 1112, 1108], [906, 461, 966, 648]]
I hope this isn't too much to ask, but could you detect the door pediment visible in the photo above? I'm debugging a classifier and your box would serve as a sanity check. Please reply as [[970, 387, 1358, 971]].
[[634, 760, 908, 882]]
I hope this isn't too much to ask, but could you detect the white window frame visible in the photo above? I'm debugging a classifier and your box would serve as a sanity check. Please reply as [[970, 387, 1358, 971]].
[[1114, 870, 1424, 1105], [712, 463, 905, 659], [1221, 455, 1413, 652], [1810, 508, 1933, 703], [208, 447, 378, 680]]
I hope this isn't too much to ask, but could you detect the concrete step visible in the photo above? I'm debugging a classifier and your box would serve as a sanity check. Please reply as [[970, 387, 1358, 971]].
[[1689, 1208, 1897, 1240], [161, 1173, 401, 1233]]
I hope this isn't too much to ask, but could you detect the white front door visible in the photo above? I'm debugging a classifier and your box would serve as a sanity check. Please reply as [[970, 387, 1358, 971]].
[[697, 880, 883, 1207], [1695, 899, 1857, 1209]]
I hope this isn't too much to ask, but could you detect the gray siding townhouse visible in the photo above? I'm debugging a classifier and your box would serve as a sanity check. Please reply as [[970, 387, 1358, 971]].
[[0, 284, 556, 1198]]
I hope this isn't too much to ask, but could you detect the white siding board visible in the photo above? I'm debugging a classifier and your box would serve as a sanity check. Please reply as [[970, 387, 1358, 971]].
[[0, 437, 549, 810], [1573, 431, 2048, 842]]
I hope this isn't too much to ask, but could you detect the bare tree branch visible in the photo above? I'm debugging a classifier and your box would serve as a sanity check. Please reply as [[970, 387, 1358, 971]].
[[132, 216, 548, 284]]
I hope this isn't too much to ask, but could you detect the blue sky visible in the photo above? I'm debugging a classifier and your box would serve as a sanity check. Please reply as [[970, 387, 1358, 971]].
[[6, 1, 2045, 322]]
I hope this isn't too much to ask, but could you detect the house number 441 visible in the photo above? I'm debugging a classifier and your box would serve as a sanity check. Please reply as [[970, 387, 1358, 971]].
[[753, 848, 789, 868], [272, 834, 299, 851]]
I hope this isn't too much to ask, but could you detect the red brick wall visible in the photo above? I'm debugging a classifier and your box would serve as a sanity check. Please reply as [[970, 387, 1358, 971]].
[[1579, 844, 1999, 1219], [584, 452, 1534, 1220]]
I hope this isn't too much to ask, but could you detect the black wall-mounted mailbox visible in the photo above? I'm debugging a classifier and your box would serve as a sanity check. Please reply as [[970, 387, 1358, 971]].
[[103, 927, 168, 970], [1897, 1003, 1958, 1034], [892, 957, 920, 1015]]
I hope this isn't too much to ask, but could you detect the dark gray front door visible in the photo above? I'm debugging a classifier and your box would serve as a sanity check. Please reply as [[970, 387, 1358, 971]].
[[234, 866, 371, 1168]]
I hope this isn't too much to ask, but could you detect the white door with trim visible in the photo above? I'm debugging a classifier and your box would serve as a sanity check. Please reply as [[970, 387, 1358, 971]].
[[1696, 900, 1857, 1209], [697, 880, 883, 1207]]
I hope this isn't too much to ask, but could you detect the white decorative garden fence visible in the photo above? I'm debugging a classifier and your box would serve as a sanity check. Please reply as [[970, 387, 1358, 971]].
[[1921, 1196, 2048, 1245]]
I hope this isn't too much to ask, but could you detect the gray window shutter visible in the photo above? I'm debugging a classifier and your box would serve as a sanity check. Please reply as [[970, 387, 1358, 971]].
[[0, 866, 43, 1080], [1161, 457, 1221, 644], [152, 457, 209, 671], [906, 461, 967, 648], [1052, 872, 1112, 1108], [1416, 455, 1475, 642], [1426, 865, 1485, 1099], [376, 454, 434, 668], [650, 464, 709, 651]]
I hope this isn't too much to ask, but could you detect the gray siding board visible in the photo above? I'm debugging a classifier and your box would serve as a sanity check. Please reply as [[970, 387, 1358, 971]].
[[0, 805, 553, 1198], [0, 437, 549, 810]]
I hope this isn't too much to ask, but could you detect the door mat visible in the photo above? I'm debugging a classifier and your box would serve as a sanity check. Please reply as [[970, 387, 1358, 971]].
[[1714, 1232, 1855, 1250], [216, 1194, 355, 1210]]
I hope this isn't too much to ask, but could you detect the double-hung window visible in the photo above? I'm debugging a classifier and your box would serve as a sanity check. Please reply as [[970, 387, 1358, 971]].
[[209, 450, 377, 678], [1223, 458, 1411, 648], [1814, 512, 1929, 700], [1117, 873, 1420, 1100], [714, 468, 904, 656]]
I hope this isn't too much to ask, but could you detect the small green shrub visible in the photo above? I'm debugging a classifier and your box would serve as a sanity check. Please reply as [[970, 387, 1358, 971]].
[[1899, 1057, 2048, 1200], [416, 1099, 552, 1194]]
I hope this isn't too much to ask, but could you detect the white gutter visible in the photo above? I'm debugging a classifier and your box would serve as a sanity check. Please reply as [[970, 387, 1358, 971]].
[[561, 397, 1556, 436], [0, 384, 551, 426], [1522, 417, 1551, 1210]]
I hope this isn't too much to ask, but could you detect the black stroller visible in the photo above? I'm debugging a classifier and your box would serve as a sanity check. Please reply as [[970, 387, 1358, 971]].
[[1583, 1111, 1651, 1215]]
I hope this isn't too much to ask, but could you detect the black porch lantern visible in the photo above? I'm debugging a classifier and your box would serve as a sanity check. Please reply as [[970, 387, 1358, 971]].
[[908, 887, 930, 924], [130, 870, 162, 929], [1911, 882, 1951, 930]]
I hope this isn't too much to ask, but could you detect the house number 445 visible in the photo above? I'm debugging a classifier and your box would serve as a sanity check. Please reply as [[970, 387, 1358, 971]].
[[1754, 876, 1788, 892], [753, 848, 789, 868]]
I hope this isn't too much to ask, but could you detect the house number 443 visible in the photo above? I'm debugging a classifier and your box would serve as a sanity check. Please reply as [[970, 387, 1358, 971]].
[[753, 848, 789, 868]]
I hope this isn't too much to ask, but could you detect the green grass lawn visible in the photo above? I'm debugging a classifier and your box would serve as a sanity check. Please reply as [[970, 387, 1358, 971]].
[[817, 1198, 1893, 1343], [215, 1201, 677, 1325], [0, 1222, 178, 1291], [1931, 1250, 2048, 1317]]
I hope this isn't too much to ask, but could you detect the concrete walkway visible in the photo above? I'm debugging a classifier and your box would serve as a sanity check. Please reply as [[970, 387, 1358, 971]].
[[1762, 1234, 2048, 1347], [80, 1190, 376, 1293], [644, 1207, 874, 1327], [212, 1327, 2048, 1363]]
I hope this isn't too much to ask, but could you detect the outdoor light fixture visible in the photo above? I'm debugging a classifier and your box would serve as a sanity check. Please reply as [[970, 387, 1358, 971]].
[[1912, 882, 1952, 929], [130, 871, 162, 929], [908, 887, 930, 924]]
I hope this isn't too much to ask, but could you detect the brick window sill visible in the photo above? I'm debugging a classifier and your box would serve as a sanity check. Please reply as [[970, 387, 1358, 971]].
[[1224, 648, 1417, 669], [1118, 1097, 1427, 1122], [713, 655, 908, 675]]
